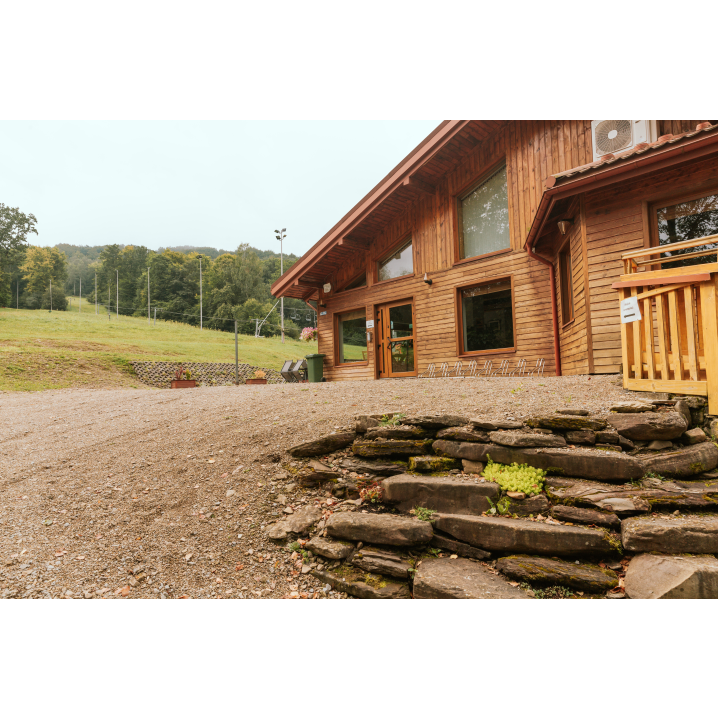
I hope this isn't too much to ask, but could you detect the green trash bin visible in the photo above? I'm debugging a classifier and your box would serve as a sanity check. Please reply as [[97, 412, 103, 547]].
[[305, 354, 325, 382]]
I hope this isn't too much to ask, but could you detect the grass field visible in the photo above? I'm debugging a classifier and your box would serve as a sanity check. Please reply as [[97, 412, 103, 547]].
[[0, 299, 317, 391]]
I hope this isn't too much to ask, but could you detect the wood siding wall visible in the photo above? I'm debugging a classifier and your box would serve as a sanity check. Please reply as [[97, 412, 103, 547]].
[[585, 154, 718, 373], [314, 120, 715, 380]]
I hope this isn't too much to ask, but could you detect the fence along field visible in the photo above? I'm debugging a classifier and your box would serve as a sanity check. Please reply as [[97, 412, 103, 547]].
[[0, 298, 317, 391]]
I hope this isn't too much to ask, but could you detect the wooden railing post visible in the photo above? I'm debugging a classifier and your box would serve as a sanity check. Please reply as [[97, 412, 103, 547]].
[[699, 277, 718, 416]]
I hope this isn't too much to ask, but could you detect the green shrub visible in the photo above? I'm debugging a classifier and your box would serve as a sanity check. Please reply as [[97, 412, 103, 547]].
[[380, 412, 406, 426], [483, 457, 545, 496]]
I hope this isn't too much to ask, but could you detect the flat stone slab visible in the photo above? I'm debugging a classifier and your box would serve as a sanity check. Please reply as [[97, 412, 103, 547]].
[[566, 430, 596, 445], [311, 568, 410, 599], [639, 442, 718, 478], [305, 536, 353, 560], [351, 547, 412, 579], [326, 512, 433, 546], [434, 514, 619, 557], [352, 438, 434, 457], [339, 459, 405, 476], [549, 476, 718, 513], [609, 401, 656, 413], [550, 505, 621, 530], [436, 427, 490, 443], [430, 533, 491, 560], [556, 409, 590, 416], [408, 455, 461, 473], [489, 431, 566, 448], [527, 416, 608, 431], [470, 419, 523, 431], [266, 505, 323, 541], [496, 555, 618, 592], [506, 494, 550, 517], [622, 515, 718, 553], [413, 557, 530, 599], [289, 431, 357, 457], [624, 554, 718, 599], [432, 441, 644, 482], [365, 425, 430, 440], [382, 474, 499, 515], [404, 415, 469, 429], [607, 411, 687, 440]]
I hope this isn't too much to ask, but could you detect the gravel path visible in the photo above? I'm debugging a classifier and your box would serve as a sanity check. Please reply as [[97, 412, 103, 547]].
[[0, 374, 636, 599]]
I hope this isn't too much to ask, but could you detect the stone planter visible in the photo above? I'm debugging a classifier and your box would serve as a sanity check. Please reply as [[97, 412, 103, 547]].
[[246, 378, 268, 385], [171, 380, 197, 389]]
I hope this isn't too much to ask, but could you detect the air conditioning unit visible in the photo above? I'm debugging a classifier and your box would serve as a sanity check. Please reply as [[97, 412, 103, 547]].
[[591, 120, 658, 161]]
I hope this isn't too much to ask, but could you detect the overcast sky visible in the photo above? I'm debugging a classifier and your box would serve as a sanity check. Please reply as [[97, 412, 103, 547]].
[[1, 121, 439, 256]]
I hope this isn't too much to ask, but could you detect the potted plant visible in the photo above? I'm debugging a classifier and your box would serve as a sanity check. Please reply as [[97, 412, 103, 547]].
[[171, 365, 197, 389], [246, 369, 267, 385], [300, 326, 318, 342]]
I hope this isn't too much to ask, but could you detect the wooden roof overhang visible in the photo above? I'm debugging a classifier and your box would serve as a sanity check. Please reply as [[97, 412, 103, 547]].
[[527, 122, 718, 256], [271, 120, 506, 299]]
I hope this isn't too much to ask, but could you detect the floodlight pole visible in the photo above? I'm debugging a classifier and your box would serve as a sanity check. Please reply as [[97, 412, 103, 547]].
[[95, 272, 98, 315], [116, 269, 119, 319], [147, 266, 150, 323], [50, 279, 52, 312], [235, 320, 239, 385], [275, 228, 287, 344], [199, 258, 203, 331]]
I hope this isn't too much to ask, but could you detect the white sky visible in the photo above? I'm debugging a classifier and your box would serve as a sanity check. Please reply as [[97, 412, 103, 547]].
[[1, 121, 439, 255]]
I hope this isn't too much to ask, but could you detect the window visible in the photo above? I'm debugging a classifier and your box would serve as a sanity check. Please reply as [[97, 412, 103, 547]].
[[377, 238, 413, 282], [459, 278, 514, 354], [559, 243, 574, 325], [656, 192, 718, 268], [458, 165, 510, 260], [340, 272, 367, 292], [336, 308, 367, 364]]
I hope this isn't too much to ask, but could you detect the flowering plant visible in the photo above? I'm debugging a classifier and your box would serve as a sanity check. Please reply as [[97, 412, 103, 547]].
[[300, 327, 318, 342], [253, 369, 266, 380]]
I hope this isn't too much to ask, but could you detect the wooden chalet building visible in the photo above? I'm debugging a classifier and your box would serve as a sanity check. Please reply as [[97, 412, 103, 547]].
[[271, 120, 718, 381]]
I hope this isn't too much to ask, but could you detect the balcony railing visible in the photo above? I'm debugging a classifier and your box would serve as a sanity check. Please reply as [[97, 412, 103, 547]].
[[614, 233, 718, 414]]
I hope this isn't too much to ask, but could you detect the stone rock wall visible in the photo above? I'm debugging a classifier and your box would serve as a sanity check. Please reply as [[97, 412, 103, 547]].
[[131, 361, 285, 388]]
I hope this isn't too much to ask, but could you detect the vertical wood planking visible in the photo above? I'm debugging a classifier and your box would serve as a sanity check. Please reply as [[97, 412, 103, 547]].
[[683, 286, 699, 380]]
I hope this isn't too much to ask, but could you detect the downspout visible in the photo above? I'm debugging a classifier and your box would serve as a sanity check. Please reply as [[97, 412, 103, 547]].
[[525, 237, 562, 377]]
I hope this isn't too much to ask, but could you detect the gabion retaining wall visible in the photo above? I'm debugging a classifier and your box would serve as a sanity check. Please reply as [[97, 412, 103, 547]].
[[131, 361, 285, 388]]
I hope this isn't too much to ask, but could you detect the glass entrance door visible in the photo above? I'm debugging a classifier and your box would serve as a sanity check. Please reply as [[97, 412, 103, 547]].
[[376, 300, 416, 377]]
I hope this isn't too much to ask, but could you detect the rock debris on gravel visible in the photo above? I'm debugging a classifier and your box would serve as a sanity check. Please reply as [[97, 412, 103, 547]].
[[0, 374, 638, 599]]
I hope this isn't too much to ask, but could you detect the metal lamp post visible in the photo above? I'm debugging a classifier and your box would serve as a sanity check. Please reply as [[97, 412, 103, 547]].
[[274, 228, 286, 343]]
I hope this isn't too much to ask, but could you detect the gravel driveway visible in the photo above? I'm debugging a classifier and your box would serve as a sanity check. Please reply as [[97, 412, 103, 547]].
[[0, 374, 635, 599]]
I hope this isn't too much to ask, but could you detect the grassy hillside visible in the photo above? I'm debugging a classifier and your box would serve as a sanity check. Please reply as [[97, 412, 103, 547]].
[[0, 299, 317, 391]]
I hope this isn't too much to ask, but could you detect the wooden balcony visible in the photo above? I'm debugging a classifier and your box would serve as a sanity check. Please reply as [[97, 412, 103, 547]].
[[613, 234, 718, 414]]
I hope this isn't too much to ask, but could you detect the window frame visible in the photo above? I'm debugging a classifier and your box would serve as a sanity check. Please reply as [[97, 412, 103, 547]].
[[454, 274, 517, 358], [558, 236, 575, 327], [375, 234, 415, 286], [649, 182, 718, 248], [338, 270, 367, 294], [453, 160, 512, 267], [333, 305, 369, 368]]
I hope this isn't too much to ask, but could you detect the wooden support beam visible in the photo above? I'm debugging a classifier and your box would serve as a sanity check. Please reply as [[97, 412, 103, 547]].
[[401, 176, 436, 195], [293, 279, 324, 290]]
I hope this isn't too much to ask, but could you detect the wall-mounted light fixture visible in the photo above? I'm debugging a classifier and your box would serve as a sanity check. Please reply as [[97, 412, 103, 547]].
[[423, 273, 433, 286], [557, 219, 574, 235]]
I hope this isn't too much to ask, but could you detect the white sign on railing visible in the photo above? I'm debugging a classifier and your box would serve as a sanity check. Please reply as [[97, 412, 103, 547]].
[[620, 296, 642, 323]]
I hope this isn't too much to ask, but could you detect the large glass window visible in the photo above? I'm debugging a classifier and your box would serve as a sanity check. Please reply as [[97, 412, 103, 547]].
[[460, 279, 514, 353], [459, 165, 510, 259], [657, 193, 718, 268], [377, 239, 413, 282], [336, 308, 367, 364]]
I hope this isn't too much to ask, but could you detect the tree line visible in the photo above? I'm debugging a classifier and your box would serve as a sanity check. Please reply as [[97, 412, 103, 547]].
[[0, 203, 313, 338]]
